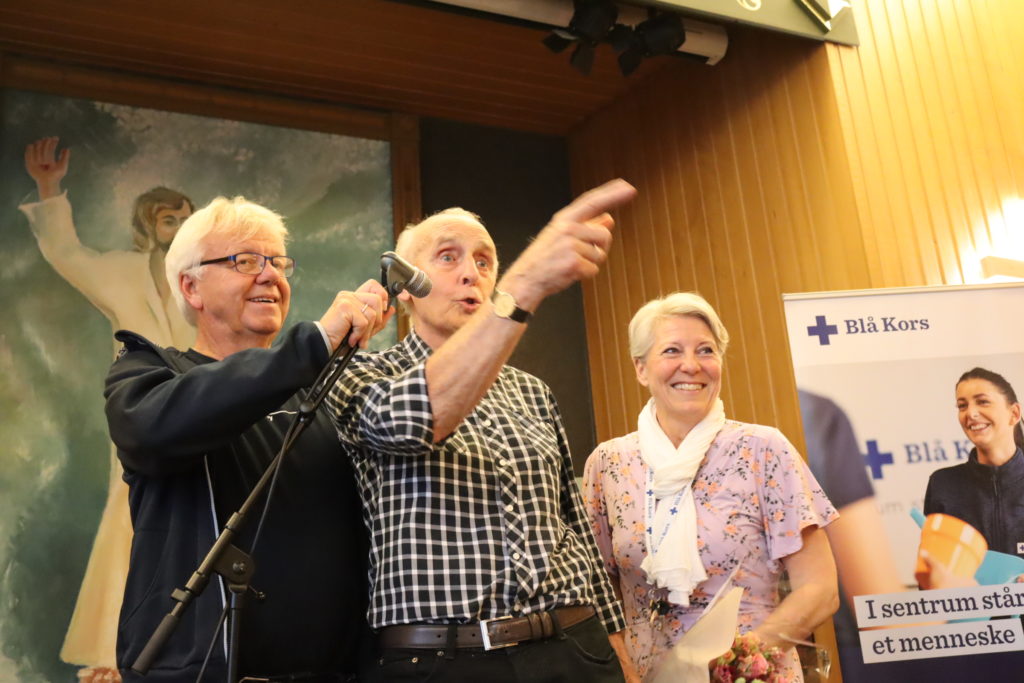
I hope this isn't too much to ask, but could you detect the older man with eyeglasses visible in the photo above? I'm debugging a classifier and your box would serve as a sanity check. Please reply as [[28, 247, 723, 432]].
[[103, 196, 392, 682]]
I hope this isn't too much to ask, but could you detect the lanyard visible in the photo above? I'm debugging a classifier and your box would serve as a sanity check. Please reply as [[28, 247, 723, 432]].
[[643, 466, 688, 557]]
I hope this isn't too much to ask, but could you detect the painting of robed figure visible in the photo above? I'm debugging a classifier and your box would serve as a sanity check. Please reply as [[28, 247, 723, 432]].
[[1, 87, 395, 682]]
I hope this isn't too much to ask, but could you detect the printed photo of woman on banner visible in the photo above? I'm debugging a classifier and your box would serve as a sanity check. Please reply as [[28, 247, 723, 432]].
[[784, 283, 1024, 682], [1, 88, 394, 682], [922, 366, 1024, 572]]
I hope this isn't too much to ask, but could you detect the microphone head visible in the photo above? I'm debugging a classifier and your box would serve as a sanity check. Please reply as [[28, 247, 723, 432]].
[[403, 270, 432, 298], [380, 251, 432, 298]]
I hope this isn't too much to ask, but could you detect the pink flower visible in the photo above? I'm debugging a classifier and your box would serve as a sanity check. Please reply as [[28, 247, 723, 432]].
[[749, 653, 769, 677], [712, 665, 733, 683], [712, 631, 790, 683]]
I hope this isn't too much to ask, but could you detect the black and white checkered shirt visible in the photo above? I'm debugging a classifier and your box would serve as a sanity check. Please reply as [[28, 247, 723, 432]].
[[325, 331, 625, 633]]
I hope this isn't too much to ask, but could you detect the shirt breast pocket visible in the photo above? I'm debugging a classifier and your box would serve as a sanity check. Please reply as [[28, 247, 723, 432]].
[[509, 411, 560, 455]]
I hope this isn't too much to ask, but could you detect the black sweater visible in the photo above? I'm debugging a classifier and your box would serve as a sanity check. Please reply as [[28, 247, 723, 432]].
[[924, 447, 1024, 557], [105, 323, 368, 682]]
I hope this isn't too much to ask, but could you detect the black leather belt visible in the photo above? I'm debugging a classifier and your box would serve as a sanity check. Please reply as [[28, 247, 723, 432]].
[[378, 605, 596, 651], [240, 673, 349, 682]]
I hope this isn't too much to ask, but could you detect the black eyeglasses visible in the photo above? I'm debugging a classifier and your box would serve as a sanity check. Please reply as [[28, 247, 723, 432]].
[[199, 252, 296, 278]]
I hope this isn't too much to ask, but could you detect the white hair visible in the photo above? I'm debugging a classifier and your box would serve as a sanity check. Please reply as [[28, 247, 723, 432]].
[[395, 207, 489, 265], [628, 292, 730, 360], [165, 196, 288, 324], [392, 207, 494, 313]]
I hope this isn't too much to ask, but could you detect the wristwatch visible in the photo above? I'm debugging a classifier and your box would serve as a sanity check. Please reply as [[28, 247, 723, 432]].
[[491, 288, 533, 324]]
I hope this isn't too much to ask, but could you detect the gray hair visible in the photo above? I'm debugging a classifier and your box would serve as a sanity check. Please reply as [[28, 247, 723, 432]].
[[395, 207, 490, 265], [392, 207, 493, 313], [628, 292, 730, 360], [165, 196, 288, 324]]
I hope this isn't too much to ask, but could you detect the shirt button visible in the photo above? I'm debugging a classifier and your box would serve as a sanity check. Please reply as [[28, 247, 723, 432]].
[[512, 552, 521, 560], [498, 459, 509, 467], [505, 504, 514, 512], [481, 418, 492, 427]]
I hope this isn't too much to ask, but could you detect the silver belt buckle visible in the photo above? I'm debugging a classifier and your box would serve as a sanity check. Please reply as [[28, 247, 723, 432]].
[[480, 615, 515, 650]]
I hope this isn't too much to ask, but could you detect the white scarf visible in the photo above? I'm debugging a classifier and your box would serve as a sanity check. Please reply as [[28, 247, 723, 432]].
[[638, 397, 725, 605]]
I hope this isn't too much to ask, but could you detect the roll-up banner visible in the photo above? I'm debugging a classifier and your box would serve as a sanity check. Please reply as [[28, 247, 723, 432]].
[[783, 283, 1024, 679]]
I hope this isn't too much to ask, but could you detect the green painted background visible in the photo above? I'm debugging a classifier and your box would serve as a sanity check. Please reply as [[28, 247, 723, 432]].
[[0, 89, 394, 682]]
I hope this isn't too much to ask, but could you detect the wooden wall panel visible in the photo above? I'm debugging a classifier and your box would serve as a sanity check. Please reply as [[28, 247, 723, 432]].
[[827, 0, 1024, 287], [571, 8, 1024, 675], [569, 0, 1024, 458], [0, 0, 663, 135], [569, 26, 869, 449]]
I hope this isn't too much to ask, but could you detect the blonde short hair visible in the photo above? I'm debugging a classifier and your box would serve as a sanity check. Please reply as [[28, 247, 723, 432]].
[[628, 292, 729, 360], [165, 196, 288, 324]]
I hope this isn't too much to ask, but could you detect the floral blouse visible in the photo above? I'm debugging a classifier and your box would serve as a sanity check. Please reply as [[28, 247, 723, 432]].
[[582, 421, 838, 681]]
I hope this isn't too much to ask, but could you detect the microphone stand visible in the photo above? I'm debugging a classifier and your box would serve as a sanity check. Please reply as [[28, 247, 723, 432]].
[[132, 270, 406, 682]]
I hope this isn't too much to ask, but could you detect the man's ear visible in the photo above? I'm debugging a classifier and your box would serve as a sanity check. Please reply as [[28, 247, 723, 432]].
[[180, 272, 203, 313], [396, 288, 413, 305]]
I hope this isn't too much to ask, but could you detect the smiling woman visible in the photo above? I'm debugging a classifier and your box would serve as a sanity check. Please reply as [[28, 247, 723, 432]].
[[923, 367, 1024, 559], [582, 291, 840, 682], [631, 315, 722, 445]]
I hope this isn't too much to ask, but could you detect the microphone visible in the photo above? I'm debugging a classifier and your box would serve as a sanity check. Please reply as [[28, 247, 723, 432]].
[[380, 251, 432, 298]]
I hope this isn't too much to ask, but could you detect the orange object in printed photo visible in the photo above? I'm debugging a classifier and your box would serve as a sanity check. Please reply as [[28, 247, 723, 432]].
[[914, 513, 988, 588]]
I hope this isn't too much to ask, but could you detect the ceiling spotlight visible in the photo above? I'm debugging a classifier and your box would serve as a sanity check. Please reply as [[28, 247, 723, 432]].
[[617, 12, 686, 76], [542, 0, 620, 75]]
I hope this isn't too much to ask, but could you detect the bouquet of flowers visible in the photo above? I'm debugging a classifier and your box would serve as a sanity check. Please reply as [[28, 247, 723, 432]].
[[710, 632, 793, 683]]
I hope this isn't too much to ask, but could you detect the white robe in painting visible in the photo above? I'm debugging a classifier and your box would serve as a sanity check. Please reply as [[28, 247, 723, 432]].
[[19, 193, 195, 668]]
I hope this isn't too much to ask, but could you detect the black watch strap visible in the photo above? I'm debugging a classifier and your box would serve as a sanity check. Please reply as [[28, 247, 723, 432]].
[[492, 289, 532, 324]]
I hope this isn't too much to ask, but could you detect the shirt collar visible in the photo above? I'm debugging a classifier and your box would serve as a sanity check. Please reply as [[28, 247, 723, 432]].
[[967, 446, 1024, 481], [399, 328, 434, 363]]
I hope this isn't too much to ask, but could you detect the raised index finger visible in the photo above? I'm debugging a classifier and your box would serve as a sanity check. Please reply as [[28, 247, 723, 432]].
[[554, 178, 636, 224]]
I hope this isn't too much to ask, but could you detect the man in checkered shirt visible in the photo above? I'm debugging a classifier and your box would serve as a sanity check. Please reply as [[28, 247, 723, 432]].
[[325, 180, 637, 682]]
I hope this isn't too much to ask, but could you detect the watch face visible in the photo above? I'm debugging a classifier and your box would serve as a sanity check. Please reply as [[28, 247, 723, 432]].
[[492, 289, 530, 323], [494, 291, 514, 317]]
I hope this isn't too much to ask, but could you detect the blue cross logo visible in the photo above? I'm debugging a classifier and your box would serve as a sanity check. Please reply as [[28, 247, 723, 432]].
[[807, 315, 839, 345], [864, 439, 894, 480]]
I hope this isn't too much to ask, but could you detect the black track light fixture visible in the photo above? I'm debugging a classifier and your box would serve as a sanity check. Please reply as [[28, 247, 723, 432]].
[[542, 0, 620, 75], [618, 12, 686, 76]]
